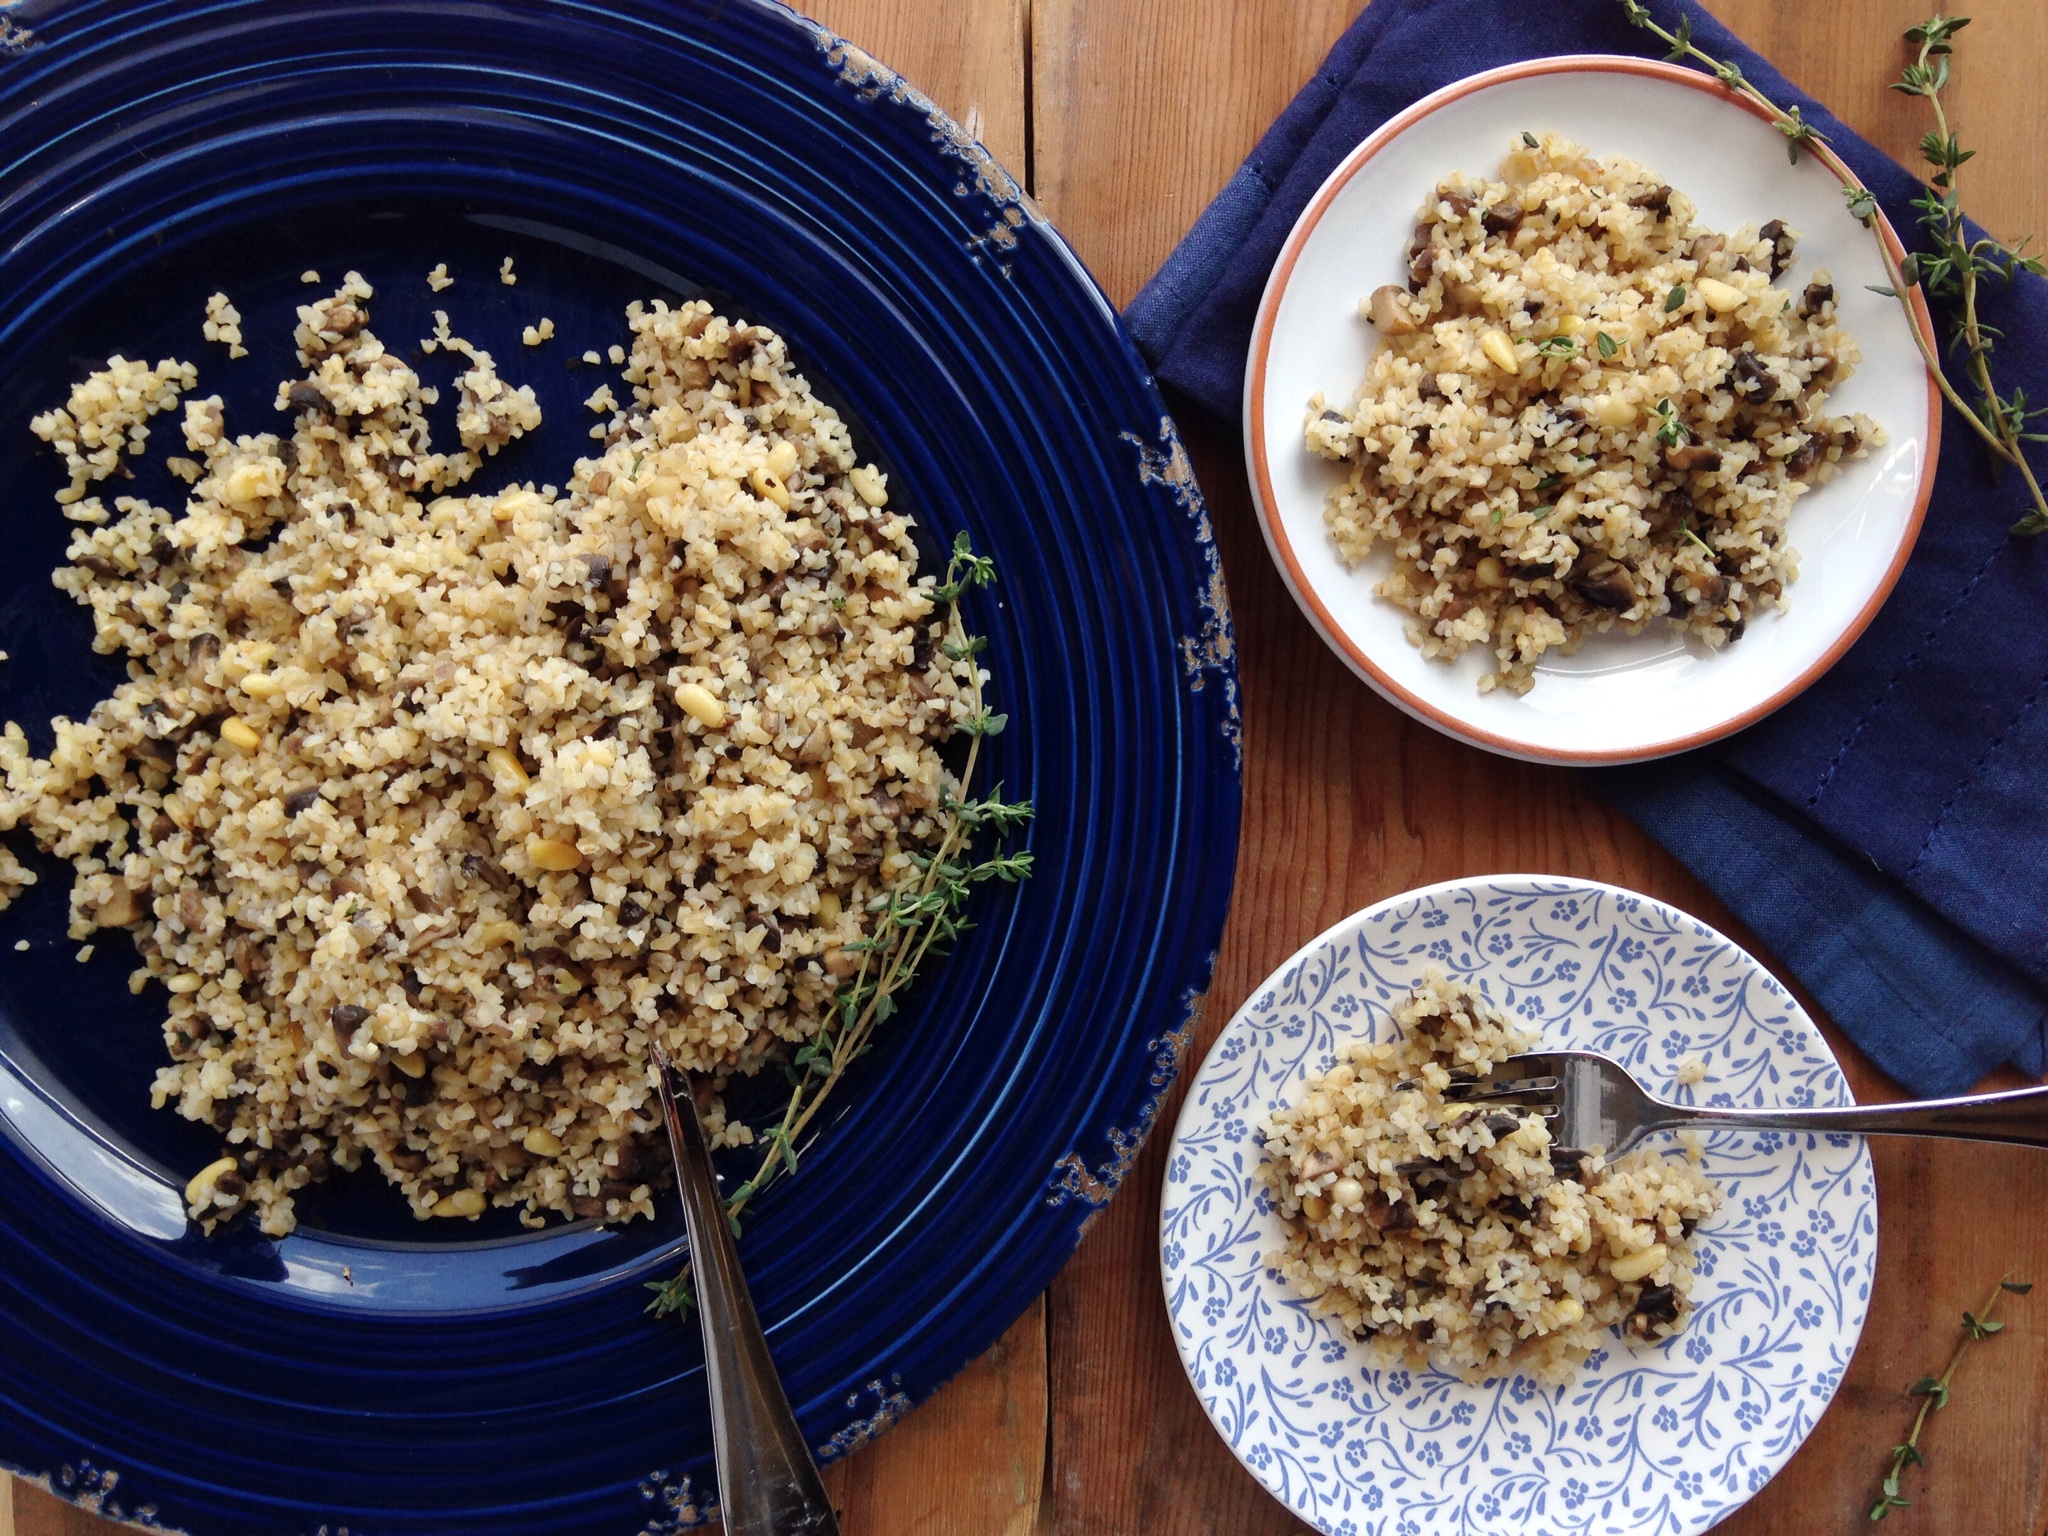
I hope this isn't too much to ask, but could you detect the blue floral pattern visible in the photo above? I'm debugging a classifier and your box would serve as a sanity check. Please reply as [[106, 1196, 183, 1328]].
[[1161, 878, 1876, 1536]]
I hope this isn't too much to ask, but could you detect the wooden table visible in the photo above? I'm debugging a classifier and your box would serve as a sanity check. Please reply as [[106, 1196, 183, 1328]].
[[8, 2, 2047, 1533]]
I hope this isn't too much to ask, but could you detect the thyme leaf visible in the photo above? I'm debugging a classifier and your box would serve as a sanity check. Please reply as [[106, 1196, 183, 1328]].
[[647, 533, 1034, 1319], [1618, 2, 2048, 538], [1869, 1273, 2029, 1520]]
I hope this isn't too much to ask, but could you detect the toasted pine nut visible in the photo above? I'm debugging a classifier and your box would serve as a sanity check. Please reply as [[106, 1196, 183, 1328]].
[[1608, 1242, 1670, 1283], [486, 747, 530, 791], [817, 891, 842, 923], [166, 972, 204, 994], [526, 836, 583, 872], [749, 465, 791, 510], [1552, 1294, 1586, 1325], [1301, 1194, 1330, 1222], [240, 672, 283, 700], [1479, 329, 1520, 373], [431, 1188, 486, 1218], [1330, 1177, 1365, 1208], [766, 441, 799, 481], [393, 1050, 427, 1079], [523, 1128, 565, 1157], [219, 717, 261, 751]]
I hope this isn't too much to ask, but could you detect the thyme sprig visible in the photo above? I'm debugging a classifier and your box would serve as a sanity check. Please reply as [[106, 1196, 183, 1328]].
[[1618, 4, 2048, 536], [1869, 1276, 2032, 1520], [645, 532, 1033, 1319]]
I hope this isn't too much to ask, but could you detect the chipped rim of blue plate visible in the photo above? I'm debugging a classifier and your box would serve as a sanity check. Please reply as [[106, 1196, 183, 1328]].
[[0, 2, 1242, 1531]]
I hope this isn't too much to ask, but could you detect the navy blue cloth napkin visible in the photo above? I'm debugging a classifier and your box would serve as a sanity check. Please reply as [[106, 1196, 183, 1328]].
[[1127, 0, 2048, 1096]]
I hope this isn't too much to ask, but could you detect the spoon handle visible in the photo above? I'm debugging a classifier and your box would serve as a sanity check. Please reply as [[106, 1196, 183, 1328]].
[[654, 1053, 840, 1536]]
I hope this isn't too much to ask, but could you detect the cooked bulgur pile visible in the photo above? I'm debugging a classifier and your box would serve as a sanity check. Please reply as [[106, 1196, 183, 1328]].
[[1261, 974, 1721, 1383], [1307, 132, 1883, 693], [0, 275, 977, 1236]]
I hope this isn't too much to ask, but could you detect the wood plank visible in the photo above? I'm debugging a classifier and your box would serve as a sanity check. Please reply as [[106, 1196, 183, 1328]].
[[824, 1299, 1048, 1536], [1031, 0, 2048, 1531], [805, 0, 1030, 190], [1032, 0, 1370, 308], [9, 1482, 105, 1536], [791, 5, 1046, 1529]]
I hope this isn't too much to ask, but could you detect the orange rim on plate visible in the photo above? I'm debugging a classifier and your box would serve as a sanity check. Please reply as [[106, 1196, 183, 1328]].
[[1244, 54, 1942, 765]]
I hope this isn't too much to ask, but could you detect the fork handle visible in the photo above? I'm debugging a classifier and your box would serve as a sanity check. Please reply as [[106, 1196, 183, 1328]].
[[657, 1062, 841, 1536], [1655, 1081, 2048, 1148]]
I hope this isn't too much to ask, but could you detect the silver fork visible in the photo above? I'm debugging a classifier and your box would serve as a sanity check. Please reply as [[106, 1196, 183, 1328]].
[[1452, 1051, 2048, 1159], [652, 1046, 841, 1536]]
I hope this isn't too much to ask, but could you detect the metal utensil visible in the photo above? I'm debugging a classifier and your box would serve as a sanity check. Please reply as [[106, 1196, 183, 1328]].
[[651, 1046, 841, 1536], [1452, 1050, 2048, 1159]]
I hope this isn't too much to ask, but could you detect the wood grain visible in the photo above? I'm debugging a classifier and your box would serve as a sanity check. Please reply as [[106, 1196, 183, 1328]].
[[1032, 0, 1371, 308], [822, 1300, 1049, 1535], [1029, 0, 2048, 1533], [12, 2, 2048, 1534]]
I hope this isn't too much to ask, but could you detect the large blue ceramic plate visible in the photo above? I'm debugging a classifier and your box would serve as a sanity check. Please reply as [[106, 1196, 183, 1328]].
[[0, 3, 1241, 1530]]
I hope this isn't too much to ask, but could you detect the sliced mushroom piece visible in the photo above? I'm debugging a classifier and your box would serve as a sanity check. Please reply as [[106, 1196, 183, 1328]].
[[1758, 218, 1795, 279], [1480, 201, 1524, 236], [1367, 284, 1421, 336], [1644, 488, 1695, 539], [1627, 184, 1672, 219], [1664, 444, 1723, 474], [1799, 279, 1835, 317], [1571, 565, 1637, 611], [1684, 569, 1730, 607]]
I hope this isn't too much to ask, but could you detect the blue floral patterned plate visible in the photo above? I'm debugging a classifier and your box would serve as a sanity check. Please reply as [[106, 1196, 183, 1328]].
[[1161, 877, 1876, 1536], [0, 2, 1240, 1531]]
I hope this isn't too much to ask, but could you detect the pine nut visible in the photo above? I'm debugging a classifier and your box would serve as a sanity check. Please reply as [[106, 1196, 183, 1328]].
[[523, 1128, 564, 1157], [430, 1188, 486, 1218], [749, 465, 791, 510], [184, 1155, 240, 1208], [1330, 1176, 1366, 1208], [766, 441, 799, 481], [1479, 329, 1520, 373], [1551, 1294, 1586, 1325], [1695, 277, 1745, 314], [847, 464, 888, 507], [240, 672, 283, 700], [1590, 393, 1638, 429], [674, 682, 726, 729], [393, 1050, 427, 1079], [486, 747, 530, 791], [526, 836, 583, 872], [219, 717, 261, 751], [1608, 1242, 1670, 1283], [166, 972, 204, 993]]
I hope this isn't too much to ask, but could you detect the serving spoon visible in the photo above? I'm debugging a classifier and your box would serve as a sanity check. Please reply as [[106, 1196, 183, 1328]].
[[1450, 1050, 2048, 1158], [652, 1045, 841, 1536]]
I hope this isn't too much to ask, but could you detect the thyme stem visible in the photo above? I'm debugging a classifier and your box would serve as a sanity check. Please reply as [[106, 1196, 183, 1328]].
[[1617, 4, 2048, 536], [646, 534, 1031, 1317], [1869, 1275, 2031, 1520]]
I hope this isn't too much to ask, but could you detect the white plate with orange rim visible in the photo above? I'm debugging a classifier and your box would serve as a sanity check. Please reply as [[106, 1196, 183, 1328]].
[[1243, 56, 1939, 765]]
